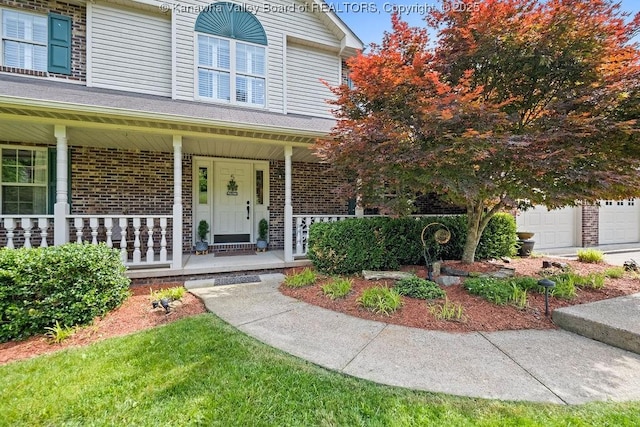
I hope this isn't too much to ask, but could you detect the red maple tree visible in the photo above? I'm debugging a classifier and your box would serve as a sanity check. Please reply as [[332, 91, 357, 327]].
[[315, 0, 640, 263]]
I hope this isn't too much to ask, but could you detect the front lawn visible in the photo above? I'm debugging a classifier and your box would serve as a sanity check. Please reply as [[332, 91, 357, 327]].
[[1, 314, 639, 426]]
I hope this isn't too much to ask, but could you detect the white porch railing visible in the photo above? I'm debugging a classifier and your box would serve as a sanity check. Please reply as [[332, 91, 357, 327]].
[[293, 215, 360, 257], [68, 215, 173, 268], [0, 216, 54, 249]]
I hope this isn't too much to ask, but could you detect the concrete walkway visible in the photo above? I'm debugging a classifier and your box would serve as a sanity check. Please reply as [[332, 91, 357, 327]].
[[188, 274, 640, 405]]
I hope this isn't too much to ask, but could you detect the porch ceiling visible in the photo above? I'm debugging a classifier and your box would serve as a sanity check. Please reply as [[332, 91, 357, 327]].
[[0, 117, 322, 162]]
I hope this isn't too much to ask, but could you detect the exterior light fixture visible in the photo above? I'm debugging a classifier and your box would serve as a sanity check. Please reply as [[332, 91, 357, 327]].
[[538, 278, 556, 316]]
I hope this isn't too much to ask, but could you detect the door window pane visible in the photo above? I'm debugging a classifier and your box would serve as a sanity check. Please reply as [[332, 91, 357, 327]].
[[255, 170, 263, 205], [198, 167, 208, 204]]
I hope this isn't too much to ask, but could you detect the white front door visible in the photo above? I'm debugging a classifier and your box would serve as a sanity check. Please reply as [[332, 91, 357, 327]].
[[193, 158, 270, 246], [214, 161, 252, 243]]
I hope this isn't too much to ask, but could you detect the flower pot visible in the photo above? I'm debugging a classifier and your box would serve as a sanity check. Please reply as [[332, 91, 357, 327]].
[[517, 231, 535, 240], [518, 240, 535, 257], [256, 239, 268, 251], [195, 241, 209, 253]]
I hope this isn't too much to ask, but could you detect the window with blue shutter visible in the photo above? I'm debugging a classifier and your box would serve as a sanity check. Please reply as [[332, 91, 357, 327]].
[[47, 13, 71, 75]]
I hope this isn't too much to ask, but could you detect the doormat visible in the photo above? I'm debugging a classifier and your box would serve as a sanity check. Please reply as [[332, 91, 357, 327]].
[[215, 275, 261, 286], [214, 250, 257, 257]]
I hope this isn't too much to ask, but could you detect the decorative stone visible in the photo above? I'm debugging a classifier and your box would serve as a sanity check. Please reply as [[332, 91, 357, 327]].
[[440, 266, 470, 277], [435, 275, 462, 286], [362, 270, 415, 280], [479, 267, 516, 279], [551, 262, 570, 270]]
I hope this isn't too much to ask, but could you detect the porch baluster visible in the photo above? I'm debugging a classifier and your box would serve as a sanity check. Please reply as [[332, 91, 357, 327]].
[[89, 217, 99, 245], [74, 218, 84, 243], [146, 217, 155, 262], [104, 218, 113, 248], [159, 217, 167, 262], [119, 218, 128, 263], [5, 218, 15, 249], [295, 217, 303, 255], [133, 217, 141, 264], [22, 218, 32, 249], [38, 218, 49, 247]]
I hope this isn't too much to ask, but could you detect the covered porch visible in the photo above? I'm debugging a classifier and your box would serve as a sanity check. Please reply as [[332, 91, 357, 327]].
[[0, 76, 352, 277]]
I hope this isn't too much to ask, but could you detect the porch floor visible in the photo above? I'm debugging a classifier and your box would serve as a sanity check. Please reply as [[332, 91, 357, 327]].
[[126, 250, 311, 281]]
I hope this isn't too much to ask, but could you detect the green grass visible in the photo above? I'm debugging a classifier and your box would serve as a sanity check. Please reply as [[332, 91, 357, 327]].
[[1, 315, 640, 425], [321, 277, 352, 299], [283, 268, 317, 288], [429, 298, 466, 322]]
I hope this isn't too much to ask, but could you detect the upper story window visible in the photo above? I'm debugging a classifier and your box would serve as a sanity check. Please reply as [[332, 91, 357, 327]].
[[195, 2, 267, 107], [1, 9, 71, 75], [1, 147, 48, 215]]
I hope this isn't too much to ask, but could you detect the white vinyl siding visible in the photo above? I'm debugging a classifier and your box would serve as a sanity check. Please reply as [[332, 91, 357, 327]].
[[174, 0, 342, 115], [286, 43, 339, 117], [89, 3, 171, 96]]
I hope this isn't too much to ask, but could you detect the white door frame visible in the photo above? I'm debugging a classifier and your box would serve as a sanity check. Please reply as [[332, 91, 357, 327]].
[[192, 157, 269, 245]]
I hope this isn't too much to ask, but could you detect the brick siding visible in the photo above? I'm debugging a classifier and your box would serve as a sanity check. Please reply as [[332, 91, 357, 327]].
[[70, 147, 192, 252], [581, 204, 599, 247], [268, 160, 350, 249], [0, 0, 86, 81]]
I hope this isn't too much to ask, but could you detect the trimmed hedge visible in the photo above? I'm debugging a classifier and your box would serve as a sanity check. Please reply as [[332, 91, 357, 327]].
[[0, 243, 131, 342], [307, 214, 517, 274]]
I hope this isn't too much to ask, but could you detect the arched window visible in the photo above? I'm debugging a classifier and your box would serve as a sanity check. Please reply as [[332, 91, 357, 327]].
[[195, 2, 267, 107]]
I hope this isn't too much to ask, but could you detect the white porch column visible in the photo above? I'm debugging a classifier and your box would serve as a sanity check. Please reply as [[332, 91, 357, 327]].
[[172, 136, 183, 269], [54, 125, 70, 245], [284, 146, 294, 261]]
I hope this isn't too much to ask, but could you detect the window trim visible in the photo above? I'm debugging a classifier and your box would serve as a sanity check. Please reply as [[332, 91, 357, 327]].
[[195, 32, 268, 108], [1, 145, 49, 215]]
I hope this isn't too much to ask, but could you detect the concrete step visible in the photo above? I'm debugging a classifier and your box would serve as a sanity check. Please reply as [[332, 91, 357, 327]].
[[553, 293, 640, 354]]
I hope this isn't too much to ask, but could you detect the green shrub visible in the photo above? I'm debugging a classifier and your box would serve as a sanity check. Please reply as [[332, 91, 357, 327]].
[[151, 286, 186, 301], [429, 298, 466, 322], [357, 286, 403, 315], [576, 248, 604, 263], [604, 266, 625, 279], [0, 243, 130, 343], [307, 214, 518, 275], [283, 268, 317, 288], [548, 273, 577, 299], [45, 321, 75, 343], [573, 272, 606, 290], [394, 276, 445, 300], [321, 278, 353, 299], [464, 276, 535, 307]]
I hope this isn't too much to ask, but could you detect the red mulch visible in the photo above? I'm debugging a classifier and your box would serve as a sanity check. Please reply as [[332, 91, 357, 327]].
[[280, 257, 640, 333], [0, 283, 207, 365]]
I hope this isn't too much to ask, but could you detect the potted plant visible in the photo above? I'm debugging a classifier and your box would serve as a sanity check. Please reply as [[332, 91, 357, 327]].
[[195, 220, 210, 253], [256, 218, 268, 251]]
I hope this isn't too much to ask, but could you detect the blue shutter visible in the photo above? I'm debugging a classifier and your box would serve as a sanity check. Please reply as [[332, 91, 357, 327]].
[[48, 13, 71, 75]]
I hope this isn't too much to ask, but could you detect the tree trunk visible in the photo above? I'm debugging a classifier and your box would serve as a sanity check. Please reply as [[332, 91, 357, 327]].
[[461, 205, 483, 264], [461, 200, 504, 264]]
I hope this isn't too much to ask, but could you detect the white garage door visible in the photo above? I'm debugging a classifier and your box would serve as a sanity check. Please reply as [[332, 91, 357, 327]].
[[599, 199, 640, 245], [516, 206, 578, 249]]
